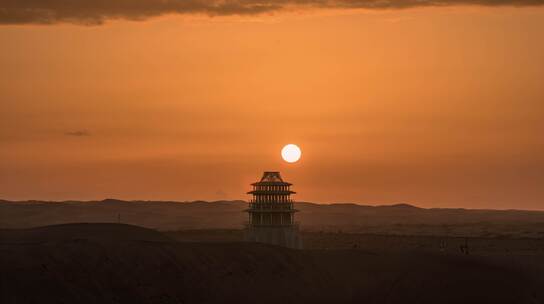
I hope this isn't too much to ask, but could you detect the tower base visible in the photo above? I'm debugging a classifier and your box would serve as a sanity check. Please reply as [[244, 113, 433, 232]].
[[245, 225, 302, 249]]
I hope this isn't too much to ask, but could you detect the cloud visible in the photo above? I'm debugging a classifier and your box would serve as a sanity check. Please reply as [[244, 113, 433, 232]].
[[65, 130, 91, 137], [1, 0, 543, 25], [215, 189, 227, 197]]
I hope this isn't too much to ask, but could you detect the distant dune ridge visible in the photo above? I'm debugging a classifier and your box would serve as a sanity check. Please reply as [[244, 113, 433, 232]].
[[1, 223, 543, 304], [1, 199, 544, 238]]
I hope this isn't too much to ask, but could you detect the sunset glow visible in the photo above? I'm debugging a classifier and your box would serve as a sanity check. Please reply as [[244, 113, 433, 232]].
[[281, 144, 302, 163], [0, 4, 543, 209]]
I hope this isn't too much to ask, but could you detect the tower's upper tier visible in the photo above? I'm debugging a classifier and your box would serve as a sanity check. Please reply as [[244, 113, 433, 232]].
[[251, 171, 292, 186], [248, 171, 295, 194]]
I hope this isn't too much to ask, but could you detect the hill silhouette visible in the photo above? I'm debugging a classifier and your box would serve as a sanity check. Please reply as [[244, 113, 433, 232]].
[[1, 199, 544, 237], [1, 223, 543, 304]]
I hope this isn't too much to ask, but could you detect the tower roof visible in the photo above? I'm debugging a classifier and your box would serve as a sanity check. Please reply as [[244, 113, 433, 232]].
[[261, 171, 283, 182], [251, 171, 292, 186]]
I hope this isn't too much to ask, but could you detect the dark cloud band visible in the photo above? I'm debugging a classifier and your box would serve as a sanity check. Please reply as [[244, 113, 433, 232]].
[[1, 0, 543, 25], [65, 130, 91, 137]]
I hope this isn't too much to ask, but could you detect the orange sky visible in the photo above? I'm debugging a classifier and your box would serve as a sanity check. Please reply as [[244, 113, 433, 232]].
[[1, 6, 543, 209]]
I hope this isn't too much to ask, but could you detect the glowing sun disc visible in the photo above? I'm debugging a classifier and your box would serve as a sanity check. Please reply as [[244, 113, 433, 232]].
[[281, 144, 302, 163]]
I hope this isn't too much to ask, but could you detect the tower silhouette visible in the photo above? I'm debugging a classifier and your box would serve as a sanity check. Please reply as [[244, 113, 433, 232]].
[[245, 171, 302, 248]]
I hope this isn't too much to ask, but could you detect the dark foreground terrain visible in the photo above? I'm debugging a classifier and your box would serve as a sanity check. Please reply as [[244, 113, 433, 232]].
[[169, 229, 544, 256], [1, 223, 543, 304]]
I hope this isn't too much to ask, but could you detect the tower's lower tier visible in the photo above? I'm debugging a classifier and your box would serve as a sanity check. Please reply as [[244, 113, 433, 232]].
[[245, 225, 302, 249]]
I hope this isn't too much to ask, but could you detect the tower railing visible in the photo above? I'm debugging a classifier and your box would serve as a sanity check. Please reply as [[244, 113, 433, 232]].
[[244, 221, 300, 229], [247, 202, 295, 210], [249, 199, 294, 203]]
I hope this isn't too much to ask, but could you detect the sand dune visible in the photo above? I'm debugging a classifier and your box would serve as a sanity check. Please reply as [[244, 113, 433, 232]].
[[2, 199, 544, 238], [1, 223, 543, 304]]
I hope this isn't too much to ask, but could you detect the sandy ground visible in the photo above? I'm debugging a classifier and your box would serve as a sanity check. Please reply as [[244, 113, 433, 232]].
[[167, 229, 544, 256], [1, 223, 543, 304]]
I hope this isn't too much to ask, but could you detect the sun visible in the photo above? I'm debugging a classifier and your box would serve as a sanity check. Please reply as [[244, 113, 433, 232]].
[[281, 144, 302, 163]]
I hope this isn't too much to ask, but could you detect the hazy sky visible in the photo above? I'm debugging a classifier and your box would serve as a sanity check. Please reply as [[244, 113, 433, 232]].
[[1, 3, 543, 209]]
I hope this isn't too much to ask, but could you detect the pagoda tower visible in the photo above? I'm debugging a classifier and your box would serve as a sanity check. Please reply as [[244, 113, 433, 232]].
[[245, 171, 302, 249]]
